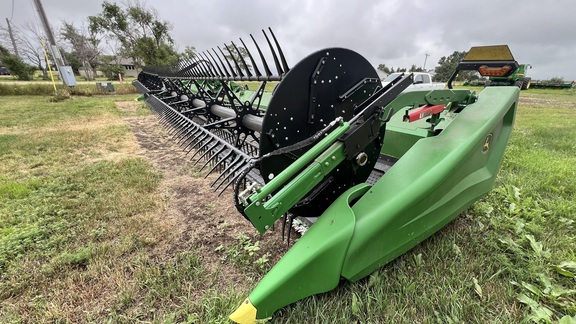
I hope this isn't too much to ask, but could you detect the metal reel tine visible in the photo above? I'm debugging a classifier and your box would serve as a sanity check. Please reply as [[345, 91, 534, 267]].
[[193, 140, 220, 166], [184, 132, 208, 155], [191, 137, 218, 162], [162, 110, 177, 125], [187, 133, 210, 157], [205, 150, 233, 178], [215, 159, 247, 194], [171, 121, 191, 138], [281, 214, 286, 241], [200, 51, 224, 78], [231, 41, 252, 77], [168, 118, 186, 136], [172, 127, 189, 141], [262, 29, 283, 75], [177, 126, 200, 146], [224, 43, 245, 78], [200, 53, 219, 77], [188, 137, 210, 161], [211, 48, 232, 78], [218, 162, 251, 196], [158, 110, 171, 123], [201, 59, 215, 77], [198, 144, 226, 171], [159, 115, 173, 128], [252, 33, 273, 76], [218, 46, 238, 78], [179, 127, 202, 149], [239, 37, 262, 77], [287, 215, 294, 246], [269, 27, 290, 73], [194, 59, 209, 77], [211, 154, 242, 188]]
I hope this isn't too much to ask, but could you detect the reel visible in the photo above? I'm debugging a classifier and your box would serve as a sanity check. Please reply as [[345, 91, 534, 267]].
[[259, 48, 383, 216]]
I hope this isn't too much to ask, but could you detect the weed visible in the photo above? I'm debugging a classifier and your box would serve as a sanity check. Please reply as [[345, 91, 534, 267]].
[[48, 89, 72, 102], [218, 234, 271, 276], [53, 246, 93, 269]]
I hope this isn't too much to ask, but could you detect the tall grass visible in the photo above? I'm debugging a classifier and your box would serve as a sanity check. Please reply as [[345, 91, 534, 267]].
[[0, 83, 138, 96]]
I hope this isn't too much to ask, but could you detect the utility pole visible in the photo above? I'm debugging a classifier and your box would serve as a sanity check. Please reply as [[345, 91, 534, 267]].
[[5, 18, 20, 58], [423, 53, 430, 71], [32, 0, 76, 86]]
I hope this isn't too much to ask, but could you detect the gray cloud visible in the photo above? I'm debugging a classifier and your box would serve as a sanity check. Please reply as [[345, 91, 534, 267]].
[[2, 0, 575, 80]]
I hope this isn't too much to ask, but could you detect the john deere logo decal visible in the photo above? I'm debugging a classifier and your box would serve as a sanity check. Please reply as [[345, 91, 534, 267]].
[[482, 133, 493, 153]]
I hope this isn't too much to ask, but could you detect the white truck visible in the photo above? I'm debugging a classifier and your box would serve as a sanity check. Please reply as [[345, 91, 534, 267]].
[[381, 72, 445, 92]]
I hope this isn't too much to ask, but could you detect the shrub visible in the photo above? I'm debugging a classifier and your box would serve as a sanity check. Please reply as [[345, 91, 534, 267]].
[[100, 64, 125, 81], [0, 45, 36, 80]]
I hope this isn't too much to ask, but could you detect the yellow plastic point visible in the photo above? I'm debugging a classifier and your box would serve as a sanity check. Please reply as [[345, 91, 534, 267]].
[[229, 298, 257, 324]]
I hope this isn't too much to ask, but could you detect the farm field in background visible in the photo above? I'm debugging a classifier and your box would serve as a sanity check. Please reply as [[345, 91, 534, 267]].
[[0, 88, 574, 323]]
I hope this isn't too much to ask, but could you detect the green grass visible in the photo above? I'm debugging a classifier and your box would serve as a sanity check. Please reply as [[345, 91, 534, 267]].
[[0, 82, 138, 96], [0, 73, 136, 83], [0, 92, 256, 323], [0, 87, 575, 323]]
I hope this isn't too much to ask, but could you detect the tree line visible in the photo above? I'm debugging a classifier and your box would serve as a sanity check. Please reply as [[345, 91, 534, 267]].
[[0, 1, 502, 83], [377, 51, 473, 82], [0, 1, 192, 81]]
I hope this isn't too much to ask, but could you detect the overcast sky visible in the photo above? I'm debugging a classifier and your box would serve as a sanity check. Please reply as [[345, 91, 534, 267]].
[[2, 0, 576, 80]]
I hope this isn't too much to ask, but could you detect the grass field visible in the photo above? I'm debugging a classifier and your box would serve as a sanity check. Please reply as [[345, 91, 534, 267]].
[[0, 88, 575, 323]]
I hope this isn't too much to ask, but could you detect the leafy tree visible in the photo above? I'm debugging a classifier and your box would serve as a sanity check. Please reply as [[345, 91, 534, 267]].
[[0, 45, 35, 80], [377, 64, 392, 74], [433, 51, 471, 82], [61, 51, 82, 74], [549, 76, 564, 83], [101, 64, 124, 80], [180, 45, 196, 60], [94, 54, 128, 80], [409, 64, 425, 72], [88, 1, 178, 67], [60, 22, 101, 80]]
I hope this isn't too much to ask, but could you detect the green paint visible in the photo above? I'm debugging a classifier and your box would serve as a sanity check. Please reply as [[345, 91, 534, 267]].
[[249, 184, 371, 318], [244, 121, 350, 233], [244, 86, 519, 320]]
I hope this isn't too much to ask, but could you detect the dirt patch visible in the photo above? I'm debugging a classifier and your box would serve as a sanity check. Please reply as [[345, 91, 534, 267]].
[[120, 104, 286, 292], [115, 100, 141, 113], [519, 96, 576, 108]]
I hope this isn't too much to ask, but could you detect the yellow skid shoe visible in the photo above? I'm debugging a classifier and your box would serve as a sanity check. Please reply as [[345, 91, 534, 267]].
[[229, 298, 257, 324]]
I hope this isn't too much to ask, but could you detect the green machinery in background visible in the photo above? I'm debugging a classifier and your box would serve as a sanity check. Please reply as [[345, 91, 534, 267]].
[[133, 32, 520, 323], [530, 79, 576, 89]]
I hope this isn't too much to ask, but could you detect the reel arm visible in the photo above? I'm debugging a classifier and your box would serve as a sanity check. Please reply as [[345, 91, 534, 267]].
[[237, 73, 412, 234], [238, 118, 350, 233]]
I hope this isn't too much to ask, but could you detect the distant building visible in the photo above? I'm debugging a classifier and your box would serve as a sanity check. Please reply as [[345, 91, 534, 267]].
[[79, 56, 140, 79], [116, 57, 138, 78], [78, 68, 103, 79]]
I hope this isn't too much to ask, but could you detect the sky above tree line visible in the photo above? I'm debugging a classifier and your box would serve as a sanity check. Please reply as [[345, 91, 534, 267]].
[[2, 0, 575, 80]]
